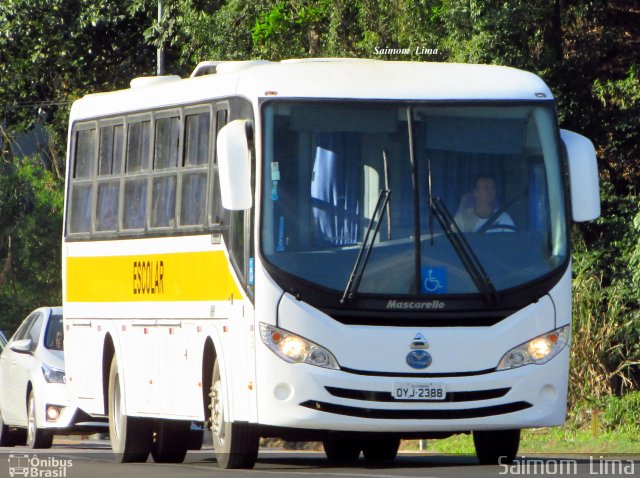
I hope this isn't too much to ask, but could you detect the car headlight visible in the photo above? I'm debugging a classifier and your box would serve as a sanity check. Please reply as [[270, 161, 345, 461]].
[[497, 325, 570, 371], [259, 323, 339, 370], [41, 363, 66, 383]]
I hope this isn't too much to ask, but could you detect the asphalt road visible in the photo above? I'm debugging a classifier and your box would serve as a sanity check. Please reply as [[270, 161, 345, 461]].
[[1, 440, 638, 478]]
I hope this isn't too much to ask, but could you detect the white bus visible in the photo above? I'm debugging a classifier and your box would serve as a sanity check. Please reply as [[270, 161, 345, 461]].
[[62, 59, 600, 468]]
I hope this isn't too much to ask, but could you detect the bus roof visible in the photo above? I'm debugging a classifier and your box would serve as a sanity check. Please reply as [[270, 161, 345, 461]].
[[70, 59, 553, 121]]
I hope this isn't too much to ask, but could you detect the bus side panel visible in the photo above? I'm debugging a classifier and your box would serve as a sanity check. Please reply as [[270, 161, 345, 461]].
[[63, 235, 249, 418], [217, 298, 257, 424], [64, 313, 106, 416]]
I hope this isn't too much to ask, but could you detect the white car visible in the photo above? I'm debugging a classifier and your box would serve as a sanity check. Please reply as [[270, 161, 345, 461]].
[[0, 307, 107, 448]]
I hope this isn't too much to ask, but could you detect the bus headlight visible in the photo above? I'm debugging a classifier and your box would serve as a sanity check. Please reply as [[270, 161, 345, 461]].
[[260, 323, 340, 370], [41, 363, 66, 384], [497, 325, 570, 370]]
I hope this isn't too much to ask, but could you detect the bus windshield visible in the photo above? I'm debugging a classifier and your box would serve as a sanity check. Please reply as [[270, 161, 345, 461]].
[[261, 102, 567, 299]]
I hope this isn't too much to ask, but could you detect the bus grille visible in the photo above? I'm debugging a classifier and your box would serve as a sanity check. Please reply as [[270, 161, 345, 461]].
[[300, 400, 532, 420], [324, 386, 510, 403]]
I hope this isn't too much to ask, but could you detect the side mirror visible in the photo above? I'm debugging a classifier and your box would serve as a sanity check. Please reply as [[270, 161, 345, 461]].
[[10, 339, 33, 355], [216, 120, 253, 211], [560, 129, 601, 222]]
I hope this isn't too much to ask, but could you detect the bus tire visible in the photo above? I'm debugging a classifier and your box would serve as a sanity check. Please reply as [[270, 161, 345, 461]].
[[188, 423, 204, 450], [323, 433, 362, 461], [473, 429, 520, 464], [210, 359, 259, 469], [108, 355, 152, 463], [151, 419, 190, 463], [361, 435, 400, 461]]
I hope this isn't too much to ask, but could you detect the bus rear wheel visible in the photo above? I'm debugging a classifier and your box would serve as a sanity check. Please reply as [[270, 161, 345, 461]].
[[108, 355, 152, 463], [210, 359, 259, 469], [151, 419, 190, 463], [473, 429, 520, 464]]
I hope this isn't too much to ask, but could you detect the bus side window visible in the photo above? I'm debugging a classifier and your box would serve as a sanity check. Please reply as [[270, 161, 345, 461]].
[[96, 124, 123, 231], [151, 116, 180, 228], [181, 172, 207, 226], [96, 182, 119, 231], [181, 112, 210, 226], [69, 128, 96, 233], [216, 108, 251, 284], [123, 179, 147, 229], [211, 108, 228, 225], [74, 129, 96, 178], [98, 125, 124, 175], [184, 113, 209, 167], [123, 121, 151, 230], [151, 176, 177, 228], [126, 121, 151, 173], [154, 117, 180, 170], [69, 184, 93, 233]]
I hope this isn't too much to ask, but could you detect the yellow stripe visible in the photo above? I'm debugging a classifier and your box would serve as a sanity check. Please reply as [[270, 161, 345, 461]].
[[66, 251, 241, 302]]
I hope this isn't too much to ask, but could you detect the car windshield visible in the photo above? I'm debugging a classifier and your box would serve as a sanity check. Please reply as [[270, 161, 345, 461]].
[[44, 315, 64, 351], [261, 102, 567, 299]]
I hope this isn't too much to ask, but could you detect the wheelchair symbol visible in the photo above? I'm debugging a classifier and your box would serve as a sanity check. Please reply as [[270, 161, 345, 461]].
[[423, 269, 444, 292]]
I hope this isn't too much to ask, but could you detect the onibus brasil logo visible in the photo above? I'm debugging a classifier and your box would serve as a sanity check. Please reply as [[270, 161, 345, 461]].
[[8, 454, 73, 478]]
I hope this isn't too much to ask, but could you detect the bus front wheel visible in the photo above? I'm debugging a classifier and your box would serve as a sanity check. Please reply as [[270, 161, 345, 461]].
[[323, 433, 361, 461], [361, 435, 400, 461], [210, 359, 259, 469], [473, 429, 520, 464], [108, 355, 152, 463]]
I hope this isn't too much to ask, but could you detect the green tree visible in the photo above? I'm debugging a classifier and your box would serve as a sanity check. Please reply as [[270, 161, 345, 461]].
[[0, 0, 155, 332], [0, 156, 64, 334]]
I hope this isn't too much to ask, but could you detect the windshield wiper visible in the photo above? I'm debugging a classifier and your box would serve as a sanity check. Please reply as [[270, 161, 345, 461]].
[[341, 189, 390, 304], [430, 197, 498, 303]]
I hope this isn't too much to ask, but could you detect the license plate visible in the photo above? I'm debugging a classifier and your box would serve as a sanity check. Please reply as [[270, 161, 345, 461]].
[[392, 383, 446, 401]]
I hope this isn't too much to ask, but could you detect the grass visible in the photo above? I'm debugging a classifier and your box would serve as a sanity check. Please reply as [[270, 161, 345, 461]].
[[401, 426, 640, 455], [402, 392, 640, 455]]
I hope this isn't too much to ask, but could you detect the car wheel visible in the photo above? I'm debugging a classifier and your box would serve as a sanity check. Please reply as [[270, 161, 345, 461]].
[[323, 433, 362, 461], [210, 359, 259, 469], [108, 355, 152, 462], [151, 419, 190, 463], [473, 429, 520, 464], [0, 411, 14, 446], [0, 411, 23, 446], [27, 390, 53, 449]]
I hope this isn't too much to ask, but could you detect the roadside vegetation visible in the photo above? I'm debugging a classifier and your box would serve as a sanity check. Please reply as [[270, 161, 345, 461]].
[[409, 392, 640, 454], [1, 0, 638, 452]]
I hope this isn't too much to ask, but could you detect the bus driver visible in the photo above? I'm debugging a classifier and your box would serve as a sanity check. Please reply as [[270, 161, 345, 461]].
[[454, 175, 515, 232]]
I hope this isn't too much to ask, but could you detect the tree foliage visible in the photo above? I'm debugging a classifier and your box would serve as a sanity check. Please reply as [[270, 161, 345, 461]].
[[0, 0, 155, 331], [0, 156, 63, 333]]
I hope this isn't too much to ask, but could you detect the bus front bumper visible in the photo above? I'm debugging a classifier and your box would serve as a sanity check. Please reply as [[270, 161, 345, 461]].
[[254, 345, 569, 434]]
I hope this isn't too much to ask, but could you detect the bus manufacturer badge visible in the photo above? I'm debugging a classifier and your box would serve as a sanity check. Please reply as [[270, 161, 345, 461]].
[[406, 350, 432, 369], [411, 333, 429, 349], [407, 333, 431, 369]]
